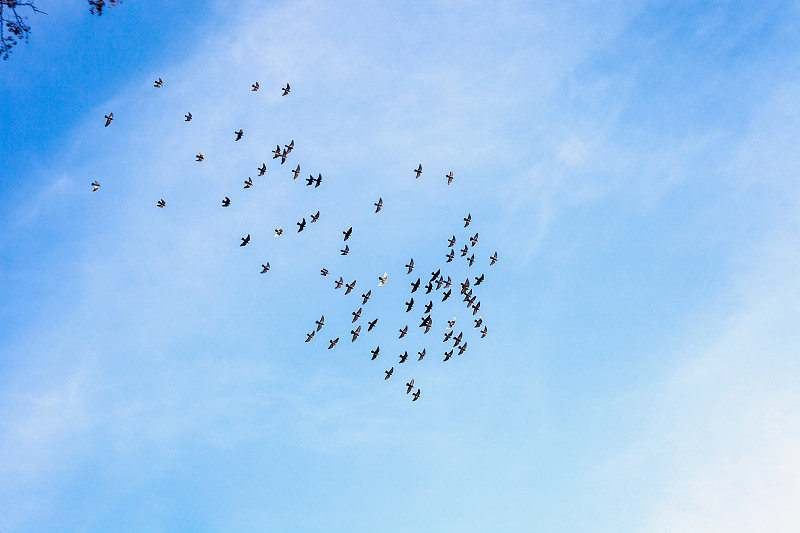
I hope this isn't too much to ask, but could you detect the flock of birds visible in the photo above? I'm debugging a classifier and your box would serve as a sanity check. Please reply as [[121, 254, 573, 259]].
[[93, 78, 497, 402]]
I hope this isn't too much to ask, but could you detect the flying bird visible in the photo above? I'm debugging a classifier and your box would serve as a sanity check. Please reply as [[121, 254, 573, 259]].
[[275, 226, 283, 236], [282, 83, 290, 96], [474, 317, 483, 329], [374, 198, 383, 212], [464, 214, 471, 227], [467, 254, 475, 267], [305, 331, 315, 342], [104, 113, 113, 126], [350, 326, 361, 342], [446, 170, 454, 185], [442, 289, 451, 301], [196, 153, 204, 162], [367, 318, 378, 331], [480, 326, 488, 338], [91, 181, 100, 191], [461, 245, 469, 257], [475, 274, 484, 285], [351, 307, 361, 321], [447, 318, 456, 329], [292, 165, 301, 180], [446, 250, 454, 262], [343, 227, 353, 241], [417, 349, 426, 361], [371, 346, 380, 360], [430, 269, 441, 282], [280, 149, 287, 164], [297, 218, 306, 232], [384, 367, 393, 379], [414, 164, 422, 179], [154, 78, 162, 88], [306, 176, 315, 186], [310, 211, 320, 223], [244, 177, 253, 188], [424, 282, 433, 294], [240, 234, 250, 246], [320, 268, 329, 276], [340, 245, 349, 256], [252, 82, 259, 91], [453, 332, 463, 346], [470, 233, 479, 247], [405, 298, 414, 312], [273, 145, 282, 159], [419, 315, 431, 328], [398, 326, 408, 339], [443, 277, 452, 289], [284, 140, 294, 152], [424, 301, 433, 314], [314, 174, 322, 188], [316, 315, 325, 331], [490, 252, 498, 266], [258, 163, 267, 176], [444, 350, 453, 361], [362, 290, 372, 304], [234, 129, 243, 141], [472, 301, 481, 315], [378, 273, 388, 286], [406, 379, 415, 394], [399, 351, 408, 363], [345, 280, 356, 295], [435, 277, 443, 290], [443, 330, 453, 342], [458, 343, 467, 355], [328, 338, 339, 349], [412, 389, 420, 401], [448, 235, 456, 247], [411, 278, 421, 293], [157, 199, 165, 208], [335, 277, 344, 289], [260, 263, 270, 273], [184, 112, 192, 121], [405, 259, 414, 274]]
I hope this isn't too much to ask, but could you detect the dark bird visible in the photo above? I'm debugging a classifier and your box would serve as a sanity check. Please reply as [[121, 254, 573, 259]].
[[157, 199, 166, 208], [340, 245, 349, 256], [104, 113, 113, 127], [467, 254, 475, 267], [273, 145, 282, 159], [335, 277, 344, 289], [443, 330, 453, 342], [315, 315, 324, 331], [464, 213, 471, 227], [371, 346, 380, 360], [461, 278, 471, 293], [490, 252, 498, 266], [280, 149, 287, 164], [275, 226, 283, 236], [240, 234, 250, 246], [472, 301, 481, 315], [292, 165, 301, 180], [444, 350, 453, 361], [351, 326, 361, 342], [480, 326, 487, 338], [314, 174, 322, 188], [405, 298, 414, 312], [443, 277, 452, 289], [475, 274, 484, 285], [453, 332, 463, 346], [466, 295, 476, 308], [419, 315, 431, 328], [244, 177, 253, 188], [463, 290, 473, 303], [470, 232, 479, 247], [305, 331, 315, 342], [367, 318, 378, 331], [399, 351, 408, 363], [196, 153, 204, 162], [378, 272, 388, 286], [417, 349, 426, 361], [442, 289, 451, 301], [311, 211, 320, 223], [406, 259, 414, 274], [351, 306, 361, 321], [424, 323, 432, 334], [412, 389, 420, 401], [184, 112, 192, 121], [414, 164, 422, 179], [154, 78, 163, 88], [435, 277, 443, 290], [252, 82, 259, 91], [306, 175, 315, 186], [424, 301, 433, 314], [424, 282, 433, 294], [374, 198, 383, 212], [447, 318, 456, 329], [411, 278, 421, 293], [260, 263, 270, 273], [285, 140, 294, 152], [362, 290, 372, 304], [297, 218, 306, 232], [398, 326, 408, 339], [343, 227, 353, 241], [458, 343, 467, 355], [446, 250, 454, 262], [258, 163, 267, 176], [235, 129, 244, 141], [328, 338, 339, 349], [281, 83, 290, 96], [474, 317, 483, 329], [384, 367, 393, 379], [430, 269, 441, 282], [406, 379, 415, 394], [91, 181, 100, 191], [447, 235, 456, 247], [461, 245, 469, 257], [321, 268, 329, 276], [446, 170, 454, 185]]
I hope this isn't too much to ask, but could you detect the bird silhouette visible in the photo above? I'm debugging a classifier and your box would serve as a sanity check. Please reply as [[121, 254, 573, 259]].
[[281, 83, 290, 96], [443, 330, 453, 342], [475, 274, 484, 285], [284, 140, 294, 152], [371, 346, 380, 360], [480, 326, 488, 338], [446, 318, 456, 329], [350, 326, 361, 342], [414, 164, 422, 179], [91, 181, 100, 191], [328, 338, 339, 349], [343, 227, 353, 241], [104, 113, 113, 126], [378, 273, 388, 286], [311, 211, 320, 223], [464, 214, 471, 227], [252, 82, 259, 91], [399, 351, 408, 363], [374, 198, 383, 212], [362, 290, 372, 304], [405, 298, 414, 312], [412, 389, 421, 401], [258, 163, 267, 176], [244, 177, 253, 188], [292, 165, 301, 180], [417, 349, 426, 361], [305, 331, 315, 342], [406, 379, 415, 394], [154, 78, 162, 88], [442, 289, 451, 301], [398, 326, 408, 338], [448, 235, 456, 247], [314, 174, 322, 188], [411, 278, 421, 293], [335, 277, 344, 289], [458, 343, 467, 355], [275, 226, 283, 236], [444, 350, 453, 361], [260, 263, 270, 273], [424, 282, 433, 294], [196, 153, 204, 162], [340, 245, 349, 256], [424, 301, 433, 314], [474, 317, 483, 329], [240, 234, 250, 246], [320, 268, 329, 276], [345, 280, 356, 295], [470, 232, 479, 247], [467, 254, 475, 267], [446, 170, 454, 185], [273, 145, 282, 159], [235, 129, 243, 141], [184, 112, 192, 121], [351, 307, 361, 321], [157, 199, 165, 208], [472, 302, 481, 315], [367, 318, 378, 331], [490, 252, 498, 265], [316, 315, 325, 331], [461, 245, 469, 257], [297, 218, 306, 232], [446, 250, 454, 262], [384, 367, 393, 379], [405, 259, 414, 274]]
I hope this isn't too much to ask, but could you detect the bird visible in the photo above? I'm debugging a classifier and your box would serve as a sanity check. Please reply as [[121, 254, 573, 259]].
[[281, 83, 290, 96], [261, 263, 270, 273], [411, 278, 421, 293], [412, 389, 420, 401], [414, 164, 422, 179], [306, 175, 315, 186], [424, 301, 433, 314], [447, 318, 456, 329], [345, 280, 356, 295], [240, 234, 250, 246], [406, 379, 415, 394], [235, 128, 243, 141], [196, 153, 204, 162], [458, 343, 467, 355], [328, 338, 339, 349], [446, 170, 454, 185], [480, 326, 488, 338], [335, 277, 344, 289], [311, 211, 320, 223], [314, 174, 322, 188], [466, 295, 476, 307], [351, 326, 361, 342], [378, 273, 388, 286], [463, 291, 473, 303], [442, 289, 451, 301], [362, 290, 372, 304], [474, 317, 483, 329], [244, 177, 253, 188], [157, 199, 165, 208], [423, 324, 432, 334], [275, 226, 283, 236], [435, 277, 443, 290], [398, 326, 408, 338], [343, 227, 353, 241], [367, 318, 378, 331], [91, 181, 100, 191], [184, 112, 192, 121], [470, 233, 479, 247], [446, 250, 454, 262], [472, 301, 481, 315], [371, 346, 380, 360], [315, 315, 325, 331], [284, 140, 294, 152], [467, 254, 475, 267], [417, 349, 426, 361], [384, 367, 393, 379], [461, 245, 469, 257], [292, 165, 301, 180], [443, 277, 452, 289], [258, 163, 267, 176], [448, 235, 456, 247], [490, 252, 498, 266], [444, 350, 453, 361], [461, 278, 471, 293], [405, 298, 414, 312], [320, 268, 329, 276], [340, 245, 349, 256], [430, 268, 441, 282], [453, 332, 463, 346], [273, 145, 282, 159], [419, 315, 431, 328], [280, 149, 287, 164], [399, 351, 408, 363], [464, 214, 471, 227], [104, 113, 113, 126], [475, 274, 484, 285], [305, 331, 315, 342], [297, 218, 306, 232], [252, 82, 259, 91], [443, 330, 453, 342], [374, 198, 383, 212], [154, 78, 162, 88], [405, 259, 414, 274], [424, 282, 433, 294]]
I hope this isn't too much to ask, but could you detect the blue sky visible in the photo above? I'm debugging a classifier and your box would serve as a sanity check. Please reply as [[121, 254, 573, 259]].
[[2, 1, 799, 531]]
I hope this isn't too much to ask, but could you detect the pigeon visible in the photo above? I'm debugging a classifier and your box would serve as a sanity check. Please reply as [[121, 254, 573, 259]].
[[350, 326, 361, 342], [258, 163, 267, 176], [362, 290, 372, 304], [157, 199, 165, 208], [474, 274, 484, 286], [328, 338, 339, 349], [461, 245, 469, 257], [252, 82, 259, 91], [292, 165, 301, 180], [444, 350, 453, 361], [221, 197, 231, 206], [91, 181, 100, 191], [470, 232, 479, 247], [406, 379, 415, 394], [240, 234, 250, 246], [275, 226, 283, 236], [458, 343, 467, 355], [154, 78, 163, 88], [405, 298, 414, 312], [378, 273, 388, 286], [235, 129, 243, 141], [417, 349, 426, 361], [435, 277, 444, 290], [314, 174, 322, 188], [374, 198, 383, 212], [285, 140, 294, 153], [446, 170, 454, 185], [384, 367, 393, 379], [371, 346, 380, 360], [260, 263, 270, 273], [305, 331, 315, 342], [443, 276, 452, 289], [282, 83, 290, 96], [196, 153, 204, 162], [461, 278, 471, 293], [367, 318, 378, 331], [472, 301, 481, 315], [297, 218, 306, 232], [464, 214, 471, 227], [104, 113, 113, 127], [399, 351, 408, 363], [453, 332, 463, 346], [414, 164, 422, 179], [446, 250, 454, 262], [273, 145, 282, 159], [244, 177, 253, 188], [424, 282, 433, 294], [442, 289, 451, 301], [447, 235, 456, 247], [406, 259, 414, 274], [490, 252, 498, 266], [343, 227, 353, 241], [184, 112, 192, 121], [309, 211, 320, 223], [443, 330, 453, 342], [430, 269, 441, 282], [335, 277, 344, 289], [340, 245, 349, 256], [412, 389, 420, 401], [424, 301, 433, 314], [467, 254, 475, 267], [306, 176, 315, 186], [447, 318, 456, 329], [480, 326, 488, 338], [398, 326, 408, 339], [320, 268, 329, 276], [474, 317, 483, 329], [345, 279, 356, 296], [411, 278, 421, 293], [316, 315, 325, 331]]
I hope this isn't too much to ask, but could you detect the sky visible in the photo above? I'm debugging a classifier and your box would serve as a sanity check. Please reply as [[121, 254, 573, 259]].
[[1, 1, 799, 531]]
